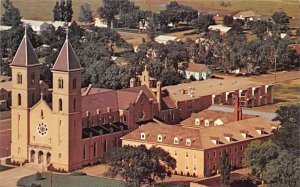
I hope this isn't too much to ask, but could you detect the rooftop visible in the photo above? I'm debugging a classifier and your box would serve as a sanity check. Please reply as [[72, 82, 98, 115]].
[[164, 77, 265, 102], [208, 25, 232, 33], [122, 117, 279, 150], [185, 63, 209, 72]]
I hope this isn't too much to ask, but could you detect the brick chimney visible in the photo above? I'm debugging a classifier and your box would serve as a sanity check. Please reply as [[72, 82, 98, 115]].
[[234, 94, 242, 121], [156, 81, 162, 112]]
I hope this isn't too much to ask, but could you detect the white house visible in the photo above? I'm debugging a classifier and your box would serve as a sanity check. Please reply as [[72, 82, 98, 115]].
[[21, 19, 50, 32], [155, 35, 179, 44], [233, 10, 257, 21], [208, 25, 232, 35], [0, 25, 11, 31], [95, 18, 108, 28], [50, 21, 71, 30], [180, 63, 212, 80]]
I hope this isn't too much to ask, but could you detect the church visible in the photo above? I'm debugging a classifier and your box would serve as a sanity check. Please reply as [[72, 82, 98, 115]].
[[9, 31, 164, 171]]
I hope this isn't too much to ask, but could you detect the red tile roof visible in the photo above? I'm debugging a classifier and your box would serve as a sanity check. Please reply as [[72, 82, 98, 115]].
[[52, 40, 82, 72], [10, 34, 41, 67], [185, 63, 209, 72]]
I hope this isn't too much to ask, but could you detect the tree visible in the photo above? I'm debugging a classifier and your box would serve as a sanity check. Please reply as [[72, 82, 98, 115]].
[[192, 13, 215, 33], [65, 0, 73, 22], [219, 152, 231, 187], [271, 11, 290, 32], [53, 1, 60, 21], [107, 145, 176, 186], [1, 0, 21, 26], [223, 15, 233, 27], [59, 0, 66, 21], [230, 19, 244, 34], [78, 3, 93, 23], [296, 27, 300, 36], [251, 20, 270, 39]]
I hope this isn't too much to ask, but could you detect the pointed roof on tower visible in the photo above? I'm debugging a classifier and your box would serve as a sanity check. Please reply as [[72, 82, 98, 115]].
[[10, 30, 40, 67], [52, 31, 82, 72]]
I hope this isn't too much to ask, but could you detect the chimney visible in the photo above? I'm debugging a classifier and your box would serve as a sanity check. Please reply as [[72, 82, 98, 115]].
[[156, 81, 162, 112], [234, 95, 242, 121]]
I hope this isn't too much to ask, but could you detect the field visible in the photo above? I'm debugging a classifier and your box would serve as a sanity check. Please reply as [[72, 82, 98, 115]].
[[7, 0, 300, 23]]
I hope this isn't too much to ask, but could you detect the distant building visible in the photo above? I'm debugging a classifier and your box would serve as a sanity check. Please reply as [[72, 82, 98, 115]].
[[155, 35, 179, 44], [21, 19, 50, 32], [94, 18, 108, 28], [0, 25, 11, 31], [50, 21, 71, 30], [180, 63, 212, 80], [208, 25, 232, 35], [233, 10, 257, 21], [0, 76, 12, 111]]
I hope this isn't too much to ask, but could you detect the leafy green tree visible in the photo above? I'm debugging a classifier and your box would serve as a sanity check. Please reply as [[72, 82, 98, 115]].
[[271, 11, 290, 32], [107, 145, 176, 186], [251, 20, 270, 39], [219, 152, 231, 187], [192, 13, 215, 33], [78, 3, 94, 23], [65, 0, 73, 22], [59, 0, 66, 21], [296, 27, 300, 36], [53, 1, 60, 21], [1, 0, 21, 26], [230, 19, 244, 34], [223, 15, 233, 27]]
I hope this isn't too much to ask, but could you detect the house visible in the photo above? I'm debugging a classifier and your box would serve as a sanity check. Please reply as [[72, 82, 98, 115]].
[[122, 115, 279, 177], [50, 21, 71, 30], [155, 35, 179, 44], [233, 10, 257, 21], [208, 25, 232, 35], [0, 25, 11, 31], [95, 18, 108, 28], [0, 77, 12, 111], [180, 63, 212, 80], [21, 19, 50, 32]]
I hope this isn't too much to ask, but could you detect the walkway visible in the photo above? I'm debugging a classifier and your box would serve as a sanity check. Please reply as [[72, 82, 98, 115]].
[[0, 166, 37, 187]]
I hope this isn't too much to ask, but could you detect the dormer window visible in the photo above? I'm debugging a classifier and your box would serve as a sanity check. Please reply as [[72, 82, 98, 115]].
[[186, 138, 192, 146], [157, 134, 163, 142], [195, 118, 200, 126], [174, 137, 179, 144], [141, 132, 146, 140], [240, 130, 250, 138], [224, 134, 233, 142], [204, 119, 210, 127], [72, 78, 77, 89], [210, 137, 220, 145], [255, 127, 265, 135]]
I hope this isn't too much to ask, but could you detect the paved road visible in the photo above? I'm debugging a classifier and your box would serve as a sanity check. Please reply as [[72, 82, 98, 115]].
[[0, 167, 36, 187], [208, 105, 277, 120]]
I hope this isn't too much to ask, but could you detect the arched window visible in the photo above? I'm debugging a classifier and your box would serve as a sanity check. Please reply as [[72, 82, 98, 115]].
[[73, 98, 76, 111], [41, 110, 44, 118], [17, 73, 22, 84], [72, 78, 76, 89], [174, 137, 179, 144], [31, 73, 35, 84], [18, 94, 21, 106], [59, 99, 62, 111], [58, 78, 63, 89]]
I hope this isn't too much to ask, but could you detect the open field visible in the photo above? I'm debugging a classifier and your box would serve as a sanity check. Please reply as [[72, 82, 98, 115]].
[[7, 0, 300, 22]]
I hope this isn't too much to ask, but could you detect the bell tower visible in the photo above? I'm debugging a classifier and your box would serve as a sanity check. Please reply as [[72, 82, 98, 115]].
[[51, 32, 83, 170], [10, 30, 41, 163]]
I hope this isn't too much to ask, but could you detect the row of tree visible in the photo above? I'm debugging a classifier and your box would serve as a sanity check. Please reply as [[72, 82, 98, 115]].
[[53, 0, 73, 22]]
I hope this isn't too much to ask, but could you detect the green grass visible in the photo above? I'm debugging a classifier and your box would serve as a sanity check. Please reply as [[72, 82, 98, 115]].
[[17, 172, 126, 187], [0, 165, 12, 172], [7, 0, 300, 21]]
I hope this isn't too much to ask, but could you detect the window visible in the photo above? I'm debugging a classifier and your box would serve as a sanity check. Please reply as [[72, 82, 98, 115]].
[[235, 146, 238, 152], [58, 78, 63, 89], [186, 138, 191, 146], [157, 134, 162, 142], [185, 165, 189, 170], [185, 152, 189, 158], [141, 133, 146, 140], [32, 93, 35, 105], [195, 118, 200, 125], [229, 148, 232, 154], [31, 73, 35, 84], [174, 137, 179, 144], [41, 110, 44, 118], [240, 145, 243, 151], [17, 73, 22, 84], [72, 78, 77, 89], [204, 120, 210, 126], [123, 115, 127, 122], [207, 153, 210, 159], [93, 142, 96, 158], [59, 99, 62, 111], [59, 153, 62, 159], [18, 94, 21, 106], [83, 144, 86, 159], [193, 166, 197, 171], [73, 98, 76, 111], [139, 111, 145, 119], [174, 150, 177, 156], [213, 151, 216, 157], [33, 136, 35, 141]]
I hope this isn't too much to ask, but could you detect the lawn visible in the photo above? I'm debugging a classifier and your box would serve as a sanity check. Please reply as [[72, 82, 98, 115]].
[[17, 172, 126, 187], [7, 0, 299, 21]]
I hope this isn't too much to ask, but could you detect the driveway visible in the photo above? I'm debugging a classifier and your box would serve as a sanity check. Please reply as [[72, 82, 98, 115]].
[[0, 166, 36, 187]]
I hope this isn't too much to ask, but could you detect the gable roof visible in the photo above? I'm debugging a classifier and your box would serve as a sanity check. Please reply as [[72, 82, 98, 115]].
[[233, 10, 257, 18], [185, 63, 209, 72], [10, 33, 41, 67], [52, 39, 82, 72]]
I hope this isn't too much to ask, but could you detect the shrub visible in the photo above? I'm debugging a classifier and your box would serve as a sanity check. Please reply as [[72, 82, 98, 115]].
[[35, 172, 43, 180], [205, 168, 212, 177]]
